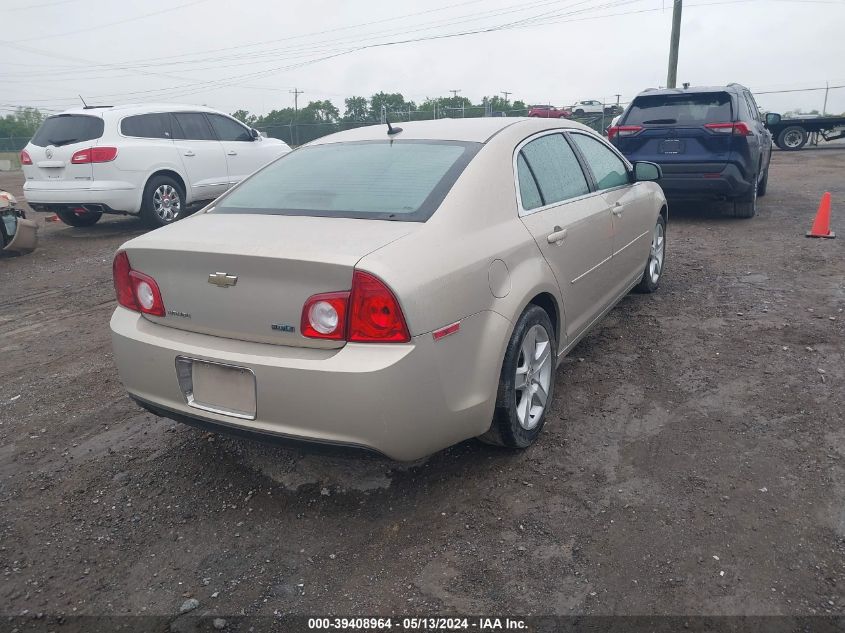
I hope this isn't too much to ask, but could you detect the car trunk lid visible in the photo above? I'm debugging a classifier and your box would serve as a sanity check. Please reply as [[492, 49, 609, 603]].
[[122, 213, 417, 348]]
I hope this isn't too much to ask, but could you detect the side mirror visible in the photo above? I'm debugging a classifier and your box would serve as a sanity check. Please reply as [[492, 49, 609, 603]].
[[633, 161, 661, 182], [250, 128, 261, 140], [764, 112, 782, 126]]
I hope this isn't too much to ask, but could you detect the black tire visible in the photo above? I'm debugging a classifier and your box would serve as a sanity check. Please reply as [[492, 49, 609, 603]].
[[757, 163, 769, 197], [574, 109, 584, 115], [776, 126, 807, 151], [725, 176, 758, 218], [55, 209, 102, 227], [480, 305, 557, 449], [635, 213, 667, 293], [140, 175, 186, 228]]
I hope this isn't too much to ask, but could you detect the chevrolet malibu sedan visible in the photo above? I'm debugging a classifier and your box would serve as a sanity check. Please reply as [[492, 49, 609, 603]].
[[110, 118, 667, 461]]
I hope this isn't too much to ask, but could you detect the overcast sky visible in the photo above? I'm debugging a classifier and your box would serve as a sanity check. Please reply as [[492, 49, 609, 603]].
[[2, 0, 844, 117]]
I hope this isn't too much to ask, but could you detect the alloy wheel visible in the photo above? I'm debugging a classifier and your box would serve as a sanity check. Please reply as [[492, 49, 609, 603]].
[[152, 184, 181, 222], [649, 221, 665, 285], [514, 324, 552, 430]]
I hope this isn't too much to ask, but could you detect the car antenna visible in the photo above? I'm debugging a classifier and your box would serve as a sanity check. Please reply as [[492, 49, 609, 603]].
[[386, 120, 403, 136], [79, 94, 88, 108]]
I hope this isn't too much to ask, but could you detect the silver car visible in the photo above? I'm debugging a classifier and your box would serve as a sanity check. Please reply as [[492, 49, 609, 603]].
[[110, 118, 667, 460]]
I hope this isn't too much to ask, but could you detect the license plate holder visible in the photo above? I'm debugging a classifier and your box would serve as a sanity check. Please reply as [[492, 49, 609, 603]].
[[175, 357, 256, 420], [659, 139, 684, 154]]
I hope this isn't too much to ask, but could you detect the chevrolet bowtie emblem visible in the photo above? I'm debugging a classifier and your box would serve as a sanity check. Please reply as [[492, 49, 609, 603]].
[[208, 272, 238, 288]]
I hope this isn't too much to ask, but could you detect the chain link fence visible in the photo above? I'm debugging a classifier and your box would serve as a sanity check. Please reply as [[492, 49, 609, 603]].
[[0, 137, 30, 152]]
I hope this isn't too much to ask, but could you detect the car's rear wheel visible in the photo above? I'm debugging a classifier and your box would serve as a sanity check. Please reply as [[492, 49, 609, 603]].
[[574, 109, 584, 115], [727, 177, 758, 218], [141, 175, 185, 228], [480, 305, 556, 449], [777, 126, 807, 151], [55, 209, 102, 227], [635, 214, 666, 293]]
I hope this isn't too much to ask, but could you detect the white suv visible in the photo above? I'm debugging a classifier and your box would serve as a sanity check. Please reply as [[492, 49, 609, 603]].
[[570, 100, 605, 115], [20, 104, 290, 228]]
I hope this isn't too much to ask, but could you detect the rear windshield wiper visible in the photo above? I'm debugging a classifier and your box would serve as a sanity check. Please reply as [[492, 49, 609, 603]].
[[47, 138, 78, 147], [641, 119, 677, 125]]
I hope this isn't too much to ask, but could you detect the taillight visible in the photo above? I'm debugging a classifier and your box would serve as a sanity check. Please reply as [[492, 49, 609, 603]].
[[704, 122, 751, 136], [20, 149, 32, 165], [112, 250, 165, 317], [71, 146, 118, 164], [300, 270, 410, 343], [607, 125, 642, 141], [348, 271, 410, 343], [301, 291, 349, 340]]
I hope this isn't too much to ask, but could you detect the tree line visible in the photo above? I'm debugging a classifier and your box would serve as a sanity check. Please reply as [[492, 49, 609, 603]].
[[231, 93, 528, 130]]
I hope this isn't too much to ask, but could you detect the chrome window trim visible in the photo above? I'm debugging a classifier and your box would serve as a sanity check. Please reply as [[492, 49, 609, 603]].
[[512, 128, 597, 218]]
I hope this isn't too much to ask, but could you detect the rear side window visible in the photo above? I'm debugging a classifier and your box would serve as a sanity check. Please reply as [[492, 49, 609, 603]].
[[570, 133, 629, 190], [208, 114, 252, 142], [213, 140, 479, 222], [121, 113, 171, 139], [624, 92, 733, 126], [30, 114, 104, 147], [171, 113, 215, 141], [518, 134, 589, 210]]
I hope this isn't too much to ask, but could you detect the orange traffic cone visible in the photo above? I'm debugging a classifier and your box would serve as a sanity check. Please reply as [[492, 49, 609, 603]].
[[806, 192, 835, 238]]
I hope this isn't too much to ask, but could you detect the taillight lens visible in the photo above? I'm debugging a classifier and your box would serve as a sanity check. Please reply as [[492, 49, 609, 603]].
[[20, 149, 32, 165], [704, 122, 751, 136], [348, 271, 410, 343], [301, 291, 349, 340], [71, 146, 118, 164], [607, 125, 642, 141], [300, 270, 410, 343], [112, 250, 165, 316]]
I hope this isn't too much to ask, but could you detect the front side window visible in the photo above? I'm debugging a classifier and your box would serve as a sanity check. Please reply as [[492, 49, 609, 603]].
[[518, 134, 589, 211], [208, 114, 252, 142], [213, 140, 479, 222], [31, 114, 104, 147], [570, 133, 629, 190], [121, 113, 171, 139], [171, 113, 215, 141]]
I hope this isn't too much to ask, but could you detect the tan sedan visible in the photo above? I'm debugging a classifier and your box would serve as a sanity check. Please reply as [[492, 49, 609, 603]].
[[110, 117, 667, 460]]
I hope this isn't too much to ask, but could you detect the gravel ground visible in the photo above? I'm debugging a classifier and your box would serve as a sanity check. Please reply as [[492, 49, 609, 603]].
[[1, 149, 843, 626]]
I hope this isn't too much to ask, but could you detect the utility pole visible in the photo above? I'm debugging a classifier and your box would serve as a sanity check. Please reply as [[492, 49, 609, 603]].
[[289, 88, 304, 115], [666, 0, 682, 89], [823, 80, 829, 115], [449, 89, 461, 99], [289, 88, 303, 146], [501, 90, 512, 105]]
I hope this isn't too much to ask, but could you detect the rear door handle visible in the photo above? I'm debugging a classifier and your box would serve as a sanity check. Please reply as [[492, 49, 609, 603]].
[[227, 150, 237, 156], [612, 203, 625, 216], [183, 150, 196, 157], [547, 226, 568, 244]]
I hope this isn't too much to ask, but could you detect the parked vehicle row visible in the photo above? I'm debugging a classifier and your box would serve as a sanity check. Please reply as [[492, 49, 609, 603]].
[[20, 104, 290, 228], [109, 117, 668, 460], [608, 83, 773, 218]]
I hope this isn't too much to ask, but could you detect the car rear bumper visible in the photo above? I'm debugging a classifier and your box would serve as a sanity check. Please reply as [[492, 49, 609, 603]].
[[656, 162, 753, 200], [110, 307, 509, 461], [23, 180, 140, 214]]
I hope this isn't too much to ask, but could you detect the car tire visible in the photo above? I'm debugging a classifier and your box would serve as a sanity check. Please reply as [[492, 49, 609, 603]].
[[757, 164, 769, 197], [141, 175, 186, 228], [635, 213, 667, 293], [726, 177, 758, 219], [574, 109, 584, 115], [776, 126, 807, 151], [55, 209, 102, 227], [480, 305, 556, 450]]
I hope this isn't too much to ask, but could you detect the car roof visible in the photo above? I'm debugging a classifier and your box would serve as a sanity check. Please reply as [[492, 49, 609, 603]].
[[634, 84, 748, 98], [308, 117, 595, 145], [50, 103, 222, 117]]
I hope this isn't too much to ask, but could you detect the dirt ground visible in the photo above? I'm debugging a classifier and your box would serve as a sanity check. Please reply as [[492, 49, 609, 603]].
[[1, 149, 843, 626]]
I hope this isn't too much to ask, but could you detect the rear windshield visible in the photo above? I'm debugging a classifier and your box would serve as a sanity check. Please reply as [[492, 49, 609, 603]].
[[624, 92, 733, 126], [213, 140, 480, 222], [30, 114, 104, 147]]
